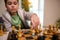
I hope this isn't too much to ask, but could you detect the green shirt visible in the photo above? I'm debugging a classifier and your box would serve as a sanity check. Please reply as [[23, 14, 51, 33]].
[[11, 13, 24, 30]]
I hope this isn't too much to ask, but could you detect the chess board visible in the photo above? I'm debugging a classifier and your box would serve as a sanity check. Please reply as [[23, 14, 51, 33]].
[[7, 29, 40, 40]]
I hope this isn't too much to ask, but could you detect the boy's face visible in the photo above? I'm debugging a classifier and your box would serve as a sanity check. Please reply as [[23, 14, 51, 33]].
[[5, 0, 18, 13]]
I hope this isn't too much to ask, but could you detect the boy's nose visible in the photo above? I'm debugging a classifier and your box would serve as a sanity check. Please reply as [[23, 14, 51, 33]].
[[11, 4, 15, 8]]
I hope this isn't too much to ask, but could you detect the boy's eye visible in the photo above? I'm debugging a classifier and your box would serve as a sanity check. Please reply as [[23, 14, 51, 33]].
[[14, 2, 18, 5], [7, 2, 12, 5]]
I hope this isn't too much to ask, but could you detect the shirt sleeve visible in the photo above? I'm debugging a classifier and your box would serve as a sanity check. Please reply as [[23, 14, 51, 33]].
[[2, 14, 12, 32]]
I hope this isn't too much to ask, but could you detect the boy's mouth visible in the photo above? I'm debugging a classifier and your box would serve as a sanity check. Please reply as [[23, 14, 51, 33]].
[[10, 9, 17, 12], [11, 9, 16, 10]]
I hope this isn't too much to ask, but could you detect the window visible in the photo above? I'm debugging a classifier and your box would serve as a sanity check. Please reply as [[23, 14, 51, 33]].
[[29, 0, 44, 28]]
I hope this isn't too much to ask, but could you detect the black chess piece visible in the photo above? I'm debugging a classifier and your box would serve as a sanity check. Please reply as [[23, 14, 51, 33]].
[[10, 31, 17, 40]]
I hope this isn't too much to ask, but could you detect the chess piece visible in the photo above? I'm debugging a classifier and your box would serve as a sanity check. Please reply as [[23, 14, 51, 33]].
[[30, 24, 33, 34], [53, 26, 58, 34], [44, 25, 53, 40], [39, 24, 41, 30], [10, 26, 17, 40], [16, 25, 23, 40], [30, 24, 36, 36], [43, 27, 48, 35], [32, 29, 36, 36], [3, 28, 7, 34], [47, 25, 53, 35], [30, 24, 33, 33], [12, 26, 16, 31], [48, 25, 53, 33], [0, 25, 3, 36], [30, 23, 33, 29], [38, 24, 42, 33], [49, 25, 52, 30]]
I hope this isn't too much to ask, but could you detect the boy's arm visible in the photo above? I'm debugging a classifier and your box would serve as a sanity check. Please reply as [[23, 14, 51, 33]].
[[23, 9, 40, 29], [2, 14, 12, 32]]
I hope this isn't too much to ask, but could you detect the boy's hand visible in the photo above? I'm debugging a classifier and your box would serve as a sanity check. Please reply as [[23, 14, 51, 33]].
[[31, 14, 40, 29]]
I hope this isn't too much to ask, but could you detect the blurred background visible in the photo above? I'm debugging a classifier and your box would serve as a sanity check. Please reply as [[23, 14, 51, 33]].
[[0, 0, 60, 28]]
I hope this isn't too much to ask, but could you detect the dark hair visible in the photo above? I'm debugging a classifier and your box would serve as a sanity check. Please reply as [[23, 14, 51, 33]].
[[4, 0, 19, 4]]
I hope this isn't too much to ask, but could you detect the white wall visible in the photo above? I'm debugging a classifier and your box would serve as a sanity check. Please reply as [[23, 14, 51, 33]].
[[43, 0, 60, 26]]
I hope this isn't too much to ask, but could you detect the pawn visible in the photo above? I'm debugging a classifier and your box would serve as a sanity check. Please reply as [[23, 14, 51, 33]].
[[3, 28, 7, 34], [38, 24, 42, 33], [18, 25, 21, 30], [16, 25, 23, 40], [30, 24, 33, 34], [32, 29, 36, 36], [47, 25, 53, 35], [43, 27, 48, 35], [10, 26, 17, 40], [30, 24, 36, 36], [39, 24, 41, 30], [30, 24, 33, 33], [30, 23, 33, 29], [48, 25, 52, 30], [53, 26, 58, 34], [0, 25, 3, 36], [12, 26, 16, 31], [18, 25, 22, 34], [48, 25, 52, 33]]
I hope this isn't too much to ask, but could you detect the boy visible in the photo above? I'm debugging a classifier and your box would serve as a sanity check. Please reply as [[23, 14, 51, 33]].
[[2, 0, 39, 32]]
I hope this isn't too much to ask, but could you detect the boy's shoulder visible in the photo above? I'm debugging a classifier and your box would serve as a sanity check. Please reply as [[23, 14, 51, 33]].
[[2, 10, 8, 15], [2, 10, 10, 18]]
